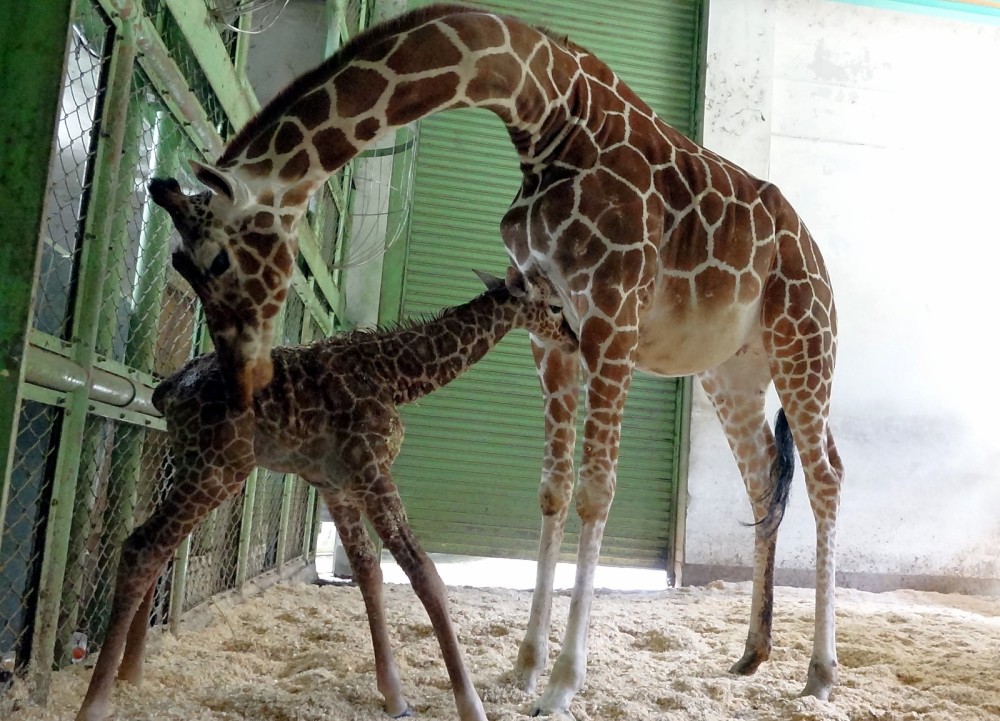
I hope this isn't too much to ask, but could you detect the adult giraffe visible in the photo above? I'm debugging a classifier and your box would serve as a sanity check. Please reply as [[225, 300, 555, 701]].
[[144, 4, 843, 716]]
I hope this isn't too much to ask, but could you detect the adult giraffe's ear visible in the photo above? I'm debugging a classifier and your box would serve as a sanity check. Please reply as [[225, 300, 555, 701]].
[[505, 266, 529, 298], [189, 160, 250, 207], [472, 268, 504, 291]]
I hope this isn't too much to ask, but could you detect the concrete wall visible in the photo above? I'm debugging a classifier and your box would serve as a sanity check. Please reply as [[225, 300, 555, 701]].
[[686, 0, 1000, 591]]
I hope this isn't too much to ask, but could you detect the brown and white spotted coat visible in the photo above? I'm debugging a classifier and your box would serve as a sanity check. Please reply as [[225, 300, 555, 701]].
[[75, 271, 575, 721], [131, 4, 842, 719]]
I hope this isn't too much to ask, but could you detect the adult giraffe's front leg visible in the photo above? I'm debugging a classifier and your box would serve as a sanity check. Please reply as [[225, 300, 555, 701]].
[[515, 336, 579, 694], [531, 317, 637, 718]]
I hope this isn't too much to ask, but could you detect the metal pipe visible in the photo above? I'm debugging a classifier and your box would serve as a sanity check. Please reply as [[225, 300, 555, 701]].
[[23, 344, 161, 417]]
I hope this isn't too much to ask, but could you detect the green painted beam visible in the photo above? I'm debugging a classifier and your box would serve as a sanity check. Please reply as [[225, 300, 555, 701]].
[[96, 0, 225, 159], [235, 470, 259, 588], [302, 487, 318, 560], [162, 0, 258, 126], [0, 0, 76, 559], [30, 12, 135, 687], [168, 535, 190, 634], [670, 376, 693, 585], [298, 224, 344, 322], [276, 476, 295, 567]]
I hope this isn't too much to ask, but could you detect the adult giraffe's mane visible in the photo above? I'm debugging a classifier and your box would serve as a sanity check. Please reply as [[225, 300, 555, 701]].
[[218, 4, 582, 167]]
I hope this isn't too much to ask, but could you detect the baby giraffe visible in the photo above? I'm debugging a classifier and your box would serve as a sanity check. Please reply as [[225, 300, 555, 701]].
[[75, 270, 576, 721]]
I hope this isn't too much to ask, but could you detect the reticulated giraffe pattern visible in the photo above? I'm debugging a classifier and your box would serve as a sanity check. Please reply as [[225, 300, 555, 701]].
[[75, 271, 576, 721], [130, 4, 843, 719]]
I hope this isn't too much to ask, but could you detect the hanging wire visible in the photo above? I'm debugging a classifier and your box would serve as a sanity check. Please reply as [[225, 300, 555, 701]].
[[330, 125, 419, 270], [209, 0, 292, 35], [72, 24, 102, 59]]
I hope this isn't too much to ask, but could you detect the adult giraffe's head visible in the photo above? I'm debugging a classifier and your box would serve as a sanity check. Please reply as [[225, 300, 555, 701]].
[[149, 162, 297, 409]]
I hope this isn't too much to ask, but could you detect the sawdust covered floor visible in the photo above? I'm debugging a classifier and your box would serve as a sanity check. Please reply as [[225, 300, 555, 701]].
[[8, 580, 1000, 721]]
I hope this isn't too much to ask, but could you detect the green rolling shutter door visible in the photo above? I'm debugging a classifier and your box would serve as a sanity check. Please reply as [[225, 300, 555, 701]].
[[391, 0, 702, 568]]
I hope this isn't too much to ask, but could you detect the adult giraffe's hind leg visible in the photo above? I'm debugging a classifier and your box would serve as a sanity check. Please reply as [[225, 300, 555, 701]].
[[762, 243, 843, 700], [698, 346, 786, 678], [321, 491, 410, 718], [515, 337, 579, 694]]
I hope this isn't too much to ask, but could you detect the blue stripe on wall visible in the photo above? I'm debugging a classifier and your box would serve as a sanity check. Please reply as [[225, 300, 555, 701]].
[[832, 0, 1000, 24]]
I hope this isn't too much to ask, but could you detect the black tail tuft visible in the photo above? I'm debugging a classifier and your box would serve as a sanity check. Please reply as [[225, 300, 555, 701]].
[[760, 408, 795, 536]]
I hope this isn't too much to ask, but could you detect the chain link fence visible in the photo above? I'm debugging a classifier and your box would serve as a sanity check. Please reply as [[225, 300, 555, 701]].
[[0, 0, 365, 701], [1, 401, 61, 675]]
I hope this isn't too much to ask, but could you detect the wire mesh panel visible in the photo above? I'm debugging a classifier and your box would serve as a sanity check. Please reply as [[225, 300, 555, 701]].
[[284, 479, 312, 561], [3, 0, 335, 699], [0, 401, 62, 671], [33, 0, 113, 339], [246, 470, 285, 578], [54, 417, 173, 665], [97, 67, 202, 374], [183, 493, 243, 611], [159, 11, 233, 137]]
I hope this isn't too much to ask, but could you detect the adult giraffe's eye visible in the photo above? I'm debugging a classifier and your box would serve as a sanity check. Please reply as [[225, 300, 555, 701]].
[[549, 305, 562, 313], [207, 249, 230, 278]]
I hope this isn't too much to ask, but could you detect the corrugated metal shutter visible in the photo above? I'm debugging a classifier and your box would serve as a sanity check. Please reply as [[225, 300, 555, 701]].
[[390, 0, 702, 568]]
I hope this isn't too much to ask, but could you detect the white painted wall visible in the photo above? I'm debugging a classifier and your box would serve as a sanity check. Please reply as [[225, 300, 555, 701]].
[[688, 0, 1000, 585]]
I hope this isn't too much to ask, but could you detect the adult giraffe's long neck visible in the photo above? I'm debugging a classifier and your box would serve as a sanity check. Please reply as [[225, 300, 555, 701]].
[[379, 287, 522, 406], [216, 4, 584, 211]]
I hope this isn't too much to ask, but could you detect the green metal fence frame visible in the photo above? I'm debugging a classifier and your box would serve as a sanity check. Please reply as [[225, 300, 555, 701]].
[[0, 0, 370, 699]]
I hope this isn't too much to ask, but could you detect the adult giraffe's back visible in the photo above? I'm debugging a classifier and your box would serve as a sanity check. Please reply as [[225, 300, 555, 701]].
[[134, 4, 843, 718]]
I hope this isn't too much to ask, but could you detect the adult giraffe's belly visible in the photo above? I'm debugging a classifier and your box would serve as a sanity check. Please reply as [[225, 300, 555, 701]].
[[633, 290, 762, 377]]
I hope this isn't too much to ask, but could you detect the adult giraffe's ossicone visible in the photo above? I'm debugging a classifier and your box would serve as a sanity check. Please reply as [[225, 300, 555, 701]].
[[144, 3, 844, 717]]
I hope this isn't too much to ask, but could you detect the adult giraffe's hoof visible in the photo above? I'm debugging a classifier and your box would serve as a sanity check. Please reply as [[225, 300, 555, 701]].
[[517, 669, 540, 695], [729, 632, 770, 676], [729, 648, 767, 676], [391, 706, 415, 718], [800, 658, 837, 700], [513, 644, 544, 694], [530, 705, 575, 720], [497, 664, 539, 695]]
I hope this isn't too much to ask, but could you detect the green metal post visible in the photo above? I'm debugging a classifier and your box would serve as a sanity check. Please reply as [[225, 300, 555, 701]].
[[235, 470, 259, 588], [0, 0, 76, 560], [276, 476, 295, 567], [326, 0, 345, 57], [26, 5, 146, 691], [168, 535, 190, 633], [377, 134, 416, 325], [95, 118, 181, 601], [670, 376, 693, 586], [96, 92, 145, 357], [302, 487, 318, 561], [233, 3, 253, 79], [59, 39, 140, 658]]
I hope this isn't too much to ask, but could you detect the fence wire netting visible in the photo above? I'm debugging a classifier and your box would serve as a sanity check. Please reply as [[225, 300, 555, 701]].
[[34, 0, 112, 340], [0, 401, 61, 671], [99, 66, 202, 373], [2, 0, 328, 699], [54, 417, 173, 666], [183, 492, 244, 611]]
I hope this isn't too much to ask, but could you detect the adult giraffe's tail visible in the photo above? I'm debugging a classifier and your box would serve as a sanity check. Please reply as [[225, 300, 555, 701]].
[[758, 408, 795, 536]]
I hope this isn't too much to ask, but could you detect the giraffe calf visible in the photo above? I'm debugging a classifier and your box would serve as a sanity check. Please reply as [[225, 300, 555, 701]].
[[75, 270, 575, 721]]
